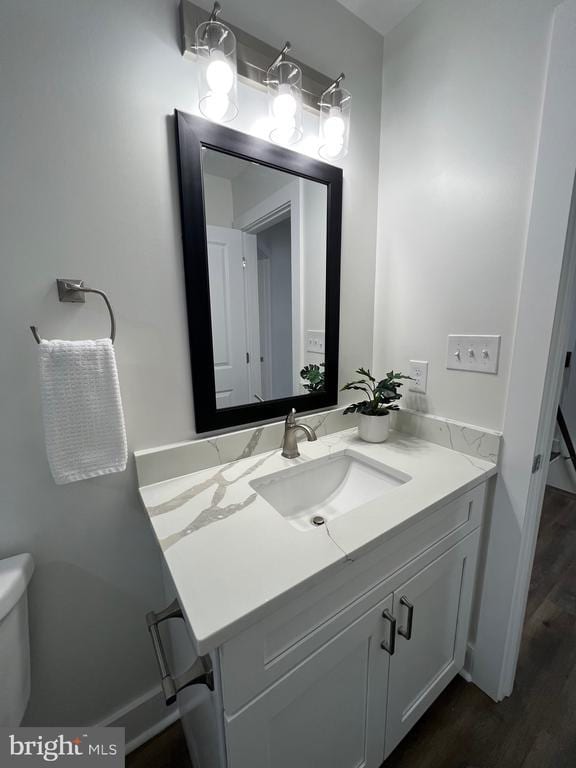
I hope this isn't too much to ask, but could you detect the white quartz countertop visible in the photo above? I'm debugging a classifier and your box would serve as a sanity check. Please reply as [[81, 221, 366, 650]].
[[139, 428, 497, 654]]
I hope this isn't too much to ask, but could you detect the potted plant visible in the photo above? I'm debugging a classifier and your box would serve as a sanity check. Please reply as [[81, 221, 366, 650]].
[[341, 367, 412, 443], [300, 362, 325, 393]]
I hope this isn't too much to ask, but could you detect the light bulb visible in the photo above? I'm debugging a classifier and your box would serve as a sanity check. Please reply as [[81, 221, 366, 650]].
[[272, 84, 297, 120], [320, 141, 343, 159], [273, 118, 297, 144], [323, 107, 345, 143], [206, 52, 234, 94], [203, 92, 230, 121]]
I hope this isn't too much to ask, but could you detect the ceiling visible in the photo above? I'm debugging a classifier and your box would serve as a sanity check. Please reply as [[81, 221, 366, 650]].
[[336, 0, 426, 36], [202, 150, 252, 180]]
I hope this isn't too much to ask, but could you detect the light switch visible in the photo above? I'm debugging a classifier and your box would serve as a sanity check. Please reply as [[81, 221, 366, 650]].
[[305, 330, 325, 354], [447, 335, 501, 373], [409, 360, 428, 393]]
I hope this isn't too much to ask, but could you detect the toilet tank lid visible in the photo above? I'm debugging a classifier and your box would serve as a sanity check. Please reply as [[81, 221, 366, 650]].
[[0, 554, 34, 620]]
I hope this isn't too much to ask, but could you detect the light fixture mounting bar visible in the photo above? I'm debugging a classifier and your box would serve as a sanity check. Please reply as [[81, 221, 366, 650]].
[[268, 42, 291, 72], [207, 1, 221, 22], [180, 0, 334, 112], [323, 72, 345, 96]]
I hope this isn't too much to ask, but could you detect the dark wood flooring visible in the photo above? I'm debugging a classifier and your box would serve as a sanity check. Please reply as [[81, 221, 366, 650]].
[[127, 486, 576, 768]]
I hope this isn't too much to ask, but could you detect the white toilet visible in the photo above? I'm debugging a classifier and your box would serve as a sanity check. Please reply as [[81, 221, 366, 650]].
[[0, 553, 34, 726]]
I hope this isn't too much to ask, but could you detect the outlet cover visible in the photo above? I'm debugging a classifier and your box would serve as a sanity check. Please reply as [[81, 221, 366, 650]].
[[409, 360, 429, 393], [447, 335, 501, 373]]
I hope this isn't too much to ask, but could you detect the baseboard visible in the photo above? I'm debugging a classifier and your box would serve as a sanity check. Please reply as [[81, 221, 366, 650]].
[[547, 453, 576, 495], [460, 641, 475, 683], [546, 482, 576, 500], [97, 685, 180, 754]]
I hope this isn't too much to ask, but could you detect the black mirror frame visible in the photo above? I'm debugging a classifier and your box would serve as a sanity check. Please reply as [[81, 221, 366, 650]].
[[175, 110, 343, 433]]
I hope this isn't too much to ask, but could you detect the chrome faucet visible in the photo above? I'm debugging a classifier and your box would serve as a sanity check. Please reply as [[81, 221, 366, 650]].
[[281, 408, 317, 459]]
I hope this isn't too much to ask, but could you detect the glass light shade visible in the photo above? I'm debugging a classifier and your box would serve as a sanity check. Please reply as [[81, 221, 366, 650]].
[[267, 60, 303, 146], [196, 20, 238, 123], [319, 86, 351, 160]]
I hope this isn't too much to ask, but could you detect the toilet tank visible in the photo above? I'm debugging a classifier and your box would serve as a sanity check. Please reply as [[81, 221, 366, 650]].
[[0, 554, 34, 726]]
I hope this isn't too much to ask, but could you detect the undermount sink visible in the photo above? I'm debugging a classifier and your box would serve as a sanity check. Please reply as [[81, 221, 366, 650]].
[[250, 450, 411, 531]]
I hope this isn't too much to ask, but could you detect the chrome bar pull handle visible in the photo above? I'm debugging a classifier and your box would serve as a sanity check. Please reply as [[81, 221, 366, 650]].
[[398, 596, 414, 640], [146, 600, 214, 706], [381, 609, 396, 655]]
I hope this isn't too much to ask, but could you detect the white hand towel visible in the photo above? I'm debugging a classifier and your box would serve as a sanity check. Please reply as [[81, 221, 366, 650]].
[[38, 338, 128, 484]]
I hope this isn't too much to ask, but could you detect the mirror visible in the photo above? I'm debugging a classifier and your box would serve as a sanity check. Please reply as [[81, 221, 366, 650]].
[[202, 148, 327, 408], [176, 111, 342, 433]]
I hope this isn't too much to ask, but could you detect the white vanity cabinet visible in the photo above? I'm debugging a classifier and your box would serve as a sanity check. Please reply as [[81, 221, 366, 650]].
[[384, 531, 479, 756], [225, 592, 394, 768], [159, 481, 487, 768], [222, 531, 479, 768]]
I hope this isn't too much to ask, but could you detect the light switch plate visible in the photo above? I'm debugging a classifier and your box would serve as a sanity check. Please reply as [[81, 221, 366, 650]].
[[447, 335, 501, 374], [409, 360, 428, 393], [305, 330, 325, 355]]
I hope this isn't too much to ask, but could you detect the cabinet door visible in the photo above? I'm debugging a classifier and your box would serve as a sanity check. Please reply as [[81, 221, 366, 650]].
[[385, 531, 480, 757], [225, 593, 394, 768]]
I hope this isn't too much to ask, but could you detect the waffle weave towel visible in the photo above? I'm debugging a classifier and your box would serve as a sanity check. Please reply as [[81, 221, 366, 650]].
[[38, 338, 127, 484]]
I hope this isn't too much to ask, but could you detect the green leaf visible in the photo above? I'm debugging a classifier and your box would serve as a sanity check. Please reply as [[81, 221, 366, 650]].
[[342, 365, 411, 410], [356, 367, 375, 382], [341, 384, 372, 394], [300, 362, 326, 392]]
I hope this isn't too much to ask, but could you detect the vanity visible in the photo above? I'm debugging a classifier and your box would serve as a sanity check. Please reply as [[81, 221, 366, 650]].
[[133, 108, 500, 766], [136, 419, 497, 768]]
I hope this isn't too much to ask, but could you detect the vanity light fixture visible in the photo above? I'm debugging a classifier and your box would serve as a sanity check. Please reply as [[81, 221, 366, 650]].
[[181, 1, 353, 161], [318, 74, 351, 160], [195, 2, 238, 123], [266, 43, 303, 146]]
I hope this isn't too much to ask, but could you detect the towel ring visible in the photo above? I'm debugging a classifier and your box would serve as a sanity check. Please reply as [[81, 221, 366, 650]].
[[30, 279, 116, 344]]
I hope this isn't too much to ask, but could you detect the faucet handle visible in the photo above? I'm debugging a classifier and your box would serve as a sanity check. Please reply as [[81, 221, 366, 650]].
[[286, 408, 297, 426]]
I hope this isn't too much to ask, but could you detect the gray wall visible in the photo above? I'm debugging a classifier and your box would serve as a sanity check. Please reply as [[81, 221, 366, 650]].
[[302, 182, 328, 335], [373, 0, 560, 430], [0, 0, 383, 726], [257, 219, 293, 398], [203, 174, 234, 227], [231, 166, 296, 221], [560, 299, 576, 443]]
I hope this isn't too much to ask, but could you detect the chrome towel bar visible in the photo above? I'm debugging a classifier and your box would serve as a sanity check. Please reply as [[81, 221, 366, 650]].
[[30, 279, 116, 344]]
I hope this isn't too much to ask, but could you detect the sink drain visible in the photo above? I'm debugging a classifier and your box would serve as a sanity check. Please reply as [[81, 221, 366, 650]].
[[311, 515, 326, 527]]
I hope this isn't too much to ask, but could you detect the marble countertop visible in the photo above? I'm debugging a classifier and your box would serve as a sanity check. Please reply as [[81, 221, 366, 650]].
[[139, 427, 497, 654]]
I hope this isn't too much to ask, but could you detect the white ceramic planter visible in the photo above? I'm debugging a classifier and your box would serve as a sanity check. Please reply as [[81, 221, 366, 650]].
[[358, 413, 390, 443]]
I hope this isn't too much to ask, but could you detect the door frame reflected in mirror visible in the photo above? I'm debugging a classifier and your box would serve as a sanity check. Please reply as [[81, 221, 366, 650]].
[[175, 110, 343, 433]]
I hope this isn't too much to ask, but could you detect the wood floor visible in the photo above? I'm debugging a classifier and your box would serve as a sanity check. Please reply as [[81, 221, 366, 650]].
[[127, 486, 576, 768]]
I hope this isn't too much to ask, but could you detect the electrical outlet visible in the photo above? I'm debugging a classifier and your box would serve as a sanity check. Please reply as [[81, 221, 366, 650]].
[[409, 360, 428, 393]]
